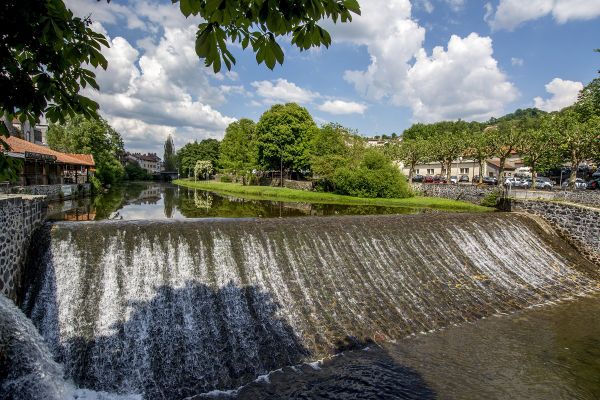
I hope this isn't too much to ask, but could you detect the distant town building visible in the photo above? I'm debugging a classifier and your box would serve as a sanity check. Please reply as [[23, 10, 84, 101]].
[[125, 152, 163, 174]]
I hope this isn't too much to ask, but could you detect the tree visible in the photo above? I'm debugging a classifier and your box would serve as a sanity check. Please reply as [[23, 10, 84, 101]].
[[163, 135, 177, 171], [519, 117, 561, 188], [487, 120, 524, 182], [465, 126, 494, 185], [194, 160, 213, 181], [177, 139, 221, 177], [1, 0, 108, 125], [47, 115, 125, 187], [174, 0, 361, 72], [428, 121, 468, 182], [124, 162, 152, 181], [549, 109, 600, 187], [1, 0, 109, 178], [255, 103, 317, 181], [575, 77, 600, 119], [219, 118, 257, 173], [387, 138, 429, 183]]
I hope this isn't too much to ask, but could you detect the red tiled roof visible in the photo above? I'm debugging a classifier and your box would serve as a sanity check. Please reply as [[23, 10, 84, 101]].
[[486, 158, 515, 170], [4, 136, 95, 166]]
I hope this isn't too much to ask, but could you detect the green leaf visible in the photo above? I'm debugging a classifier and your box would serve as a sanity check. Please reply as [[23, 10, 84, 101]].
[[180, 0, 193, 17], [343, 0, 361, 15]]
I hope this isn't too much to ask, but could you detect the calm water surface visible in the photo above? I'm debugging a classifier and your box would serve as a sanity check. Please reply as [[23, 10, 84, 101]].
[[46, 181, 439, 221], [228, 294, 600, 400]]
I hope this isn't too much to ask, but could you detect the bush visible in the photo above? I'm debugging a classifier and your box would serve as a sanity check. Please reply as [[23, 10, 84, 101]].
[[480, 190, 501, 207], [332, 167, 409, 198], [124, 162, 152, 181], [220, 175, 232, 183]]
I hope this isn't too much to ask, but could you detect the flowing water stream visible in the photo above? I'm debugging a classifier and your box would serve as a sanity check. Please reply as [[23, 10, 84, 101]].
[[6, 211, 598, 399]]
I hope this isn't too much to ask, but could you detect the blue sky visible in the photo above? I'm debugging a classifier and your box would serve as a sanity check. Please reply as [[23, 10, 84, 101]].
[[65, 0, 600, 153]]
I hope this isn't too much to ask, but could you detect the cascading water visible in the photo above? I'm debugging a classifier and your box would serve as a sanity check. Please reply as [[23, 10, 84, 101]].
[[18, 213, 599, 399]]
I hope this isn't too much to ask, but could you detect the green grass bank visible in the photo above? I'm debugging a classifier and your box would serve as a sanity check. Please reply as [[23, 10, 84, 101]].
[[173, 179, 492, 212]]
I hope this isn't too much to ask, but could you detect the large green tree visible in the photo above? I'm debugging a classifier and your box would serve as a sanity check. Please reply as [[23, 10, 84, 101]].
[[465, 125, 494, 184], [549, 109, 600, 187], [487, 120, 525, 181], [174, 0, 361, 72], [163, 135, 177, 171], [219, 118, 257, 173], [386, 138, 430, 183], [255, 103, 317, 177], [177, 139, 221, 177], [47, 115, 125, 186], [428, 121, 469, 182], [519, 116, 561, 187]]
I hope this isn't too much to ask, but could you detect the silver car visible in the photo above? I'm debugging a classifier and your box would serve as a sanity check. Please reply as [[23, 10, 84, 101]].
[[561, 178, 587, 190]]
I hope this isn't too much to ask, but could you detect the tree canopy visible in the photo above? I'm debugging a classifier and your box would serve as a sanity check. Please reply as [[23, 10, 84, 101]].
[[47, 115, 125, 187], [255, 103, 317, 173], [177, 139, 221, 177], [219, 118, 257, 173], [174, 0, 361, 72], [163, 135, 177, 171]]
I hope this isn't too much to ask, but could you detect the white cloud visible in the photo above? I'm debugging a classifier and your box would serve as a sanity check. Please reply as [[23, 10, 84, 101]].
[[487, 0, 600, 31], [251, 79, 319, 104], [511, 57, 524, 66], [404, 33, 519, 121], [329, 1, 517, 122], [533, 78, 583, 111], [318, 100, 368, 115]]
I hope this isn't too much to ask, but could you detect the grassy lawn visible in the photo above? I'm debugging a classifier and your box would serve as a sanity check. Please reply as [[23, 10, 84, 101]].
[[173, 179, 492, 212]]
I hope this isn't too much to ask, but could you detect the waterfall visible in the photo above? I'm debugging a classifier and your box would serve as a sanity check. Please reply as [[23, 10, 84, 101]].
[[20, 213, 598, 399]]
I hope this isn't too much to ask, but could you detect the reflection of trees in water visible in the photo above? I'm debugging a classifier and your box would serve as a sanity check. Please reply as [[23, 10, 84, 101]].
[[163, 186, 176, 218], [193, 189, 213, 210]]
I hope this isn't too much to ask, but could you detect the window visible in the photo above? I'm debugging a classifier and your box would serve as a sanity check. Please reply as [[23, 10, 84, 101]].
[[416, 169, 420, 174], [460, 168, 469, 174], [427, 169, 434, 175], [488, 172, 494, 177]]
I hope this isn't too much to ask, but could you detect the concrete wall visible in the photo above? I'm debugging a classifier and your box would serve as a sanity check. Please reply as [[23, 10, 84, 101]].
[[6, 182, 91, 201], [0, 195, 46, 300], [510, 200, 600, 266], [411, 183, 500, 204]]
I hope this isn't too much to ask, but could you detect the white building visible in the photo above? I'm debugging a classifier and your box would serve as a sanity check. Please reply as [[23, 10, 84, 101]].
[[127, 153, 162, 174]]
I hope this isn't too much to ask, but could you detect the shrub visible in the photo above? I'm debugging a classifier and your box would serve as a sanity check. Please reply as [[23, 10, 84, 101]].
[[220, 175, 232, 183], [480, 190, 501, 207], [332, 165, 411, 199]]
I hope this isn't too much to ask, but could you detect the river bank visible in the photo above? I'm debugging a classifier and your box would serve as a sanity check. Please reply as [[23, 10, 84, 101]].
[[173, 179, 492, 212]]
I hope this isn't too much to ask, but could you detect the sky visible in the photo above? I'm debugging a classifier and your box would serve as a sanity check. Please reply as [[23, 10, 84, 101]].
[[65, 0, 600, 153]]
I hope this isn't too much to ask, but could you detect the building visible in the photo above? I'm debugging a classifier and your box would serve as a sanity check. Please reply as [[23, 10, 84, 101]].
[[2, 116, 48, 145], [3, 136, 95, 185], [399, 152, 524, 180], [126, 152, 163, 174]]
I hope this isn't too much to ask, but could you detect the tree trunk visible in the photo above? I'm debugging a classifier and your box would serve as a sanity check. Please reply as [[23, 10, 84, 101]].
[[498, 156, 506, 185], [408, 166, 414, 184], [569, 158, 579, 189], [446, 160, 452, 183], [531, 162, 536, 189], [478, 159, 484, 184]]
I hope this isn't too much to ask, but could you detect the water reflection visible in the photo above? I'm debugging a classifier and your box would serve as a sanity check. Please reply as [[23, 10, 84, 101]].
[[47, 181, 436, 221]]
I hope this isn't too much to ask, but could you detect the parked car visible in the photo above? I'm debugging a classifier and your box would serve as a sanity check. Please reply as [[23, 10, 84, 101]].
[[561, 178, 588, 190], [424, 175, 434, 183], [482, 176, 498, 185], [412, 174, 425, 182], [535, 177, 554, 190], [459, 175, 470, 183], [450, 175, 458, 184], [592, 169, 600, 179], [504, 177, 523, 188], [433, 175, 447, 184], [587, 178, 600, 190]]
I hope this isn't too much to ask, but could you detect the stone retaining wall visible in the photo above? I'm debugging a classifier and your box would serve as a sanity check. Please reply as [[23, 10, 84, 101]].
[[510, 200, 600, 266], [5, 183, 91, 201], [554, 190, 600, 208], [411, 182, 499, 204], [0, 195, 46, 300]]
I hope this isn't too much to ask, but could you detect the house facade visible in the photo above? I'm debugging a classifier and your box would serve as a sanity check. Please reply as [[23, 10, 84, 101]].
[[127, 153, 163, 174]]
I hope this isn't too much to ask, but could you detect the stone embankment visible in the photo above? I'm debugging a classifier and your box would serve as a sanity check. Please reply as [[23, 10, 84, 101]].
[[4, 183, 91, 201], [508, 200, 600, 266], [0, 195, 46, 300], [411, 182, 499, 204]]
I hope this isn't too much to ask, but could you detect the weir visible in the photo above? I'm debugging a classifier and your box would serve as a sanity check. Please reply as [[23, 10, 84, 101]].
[[15, 213, 599, 399]]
